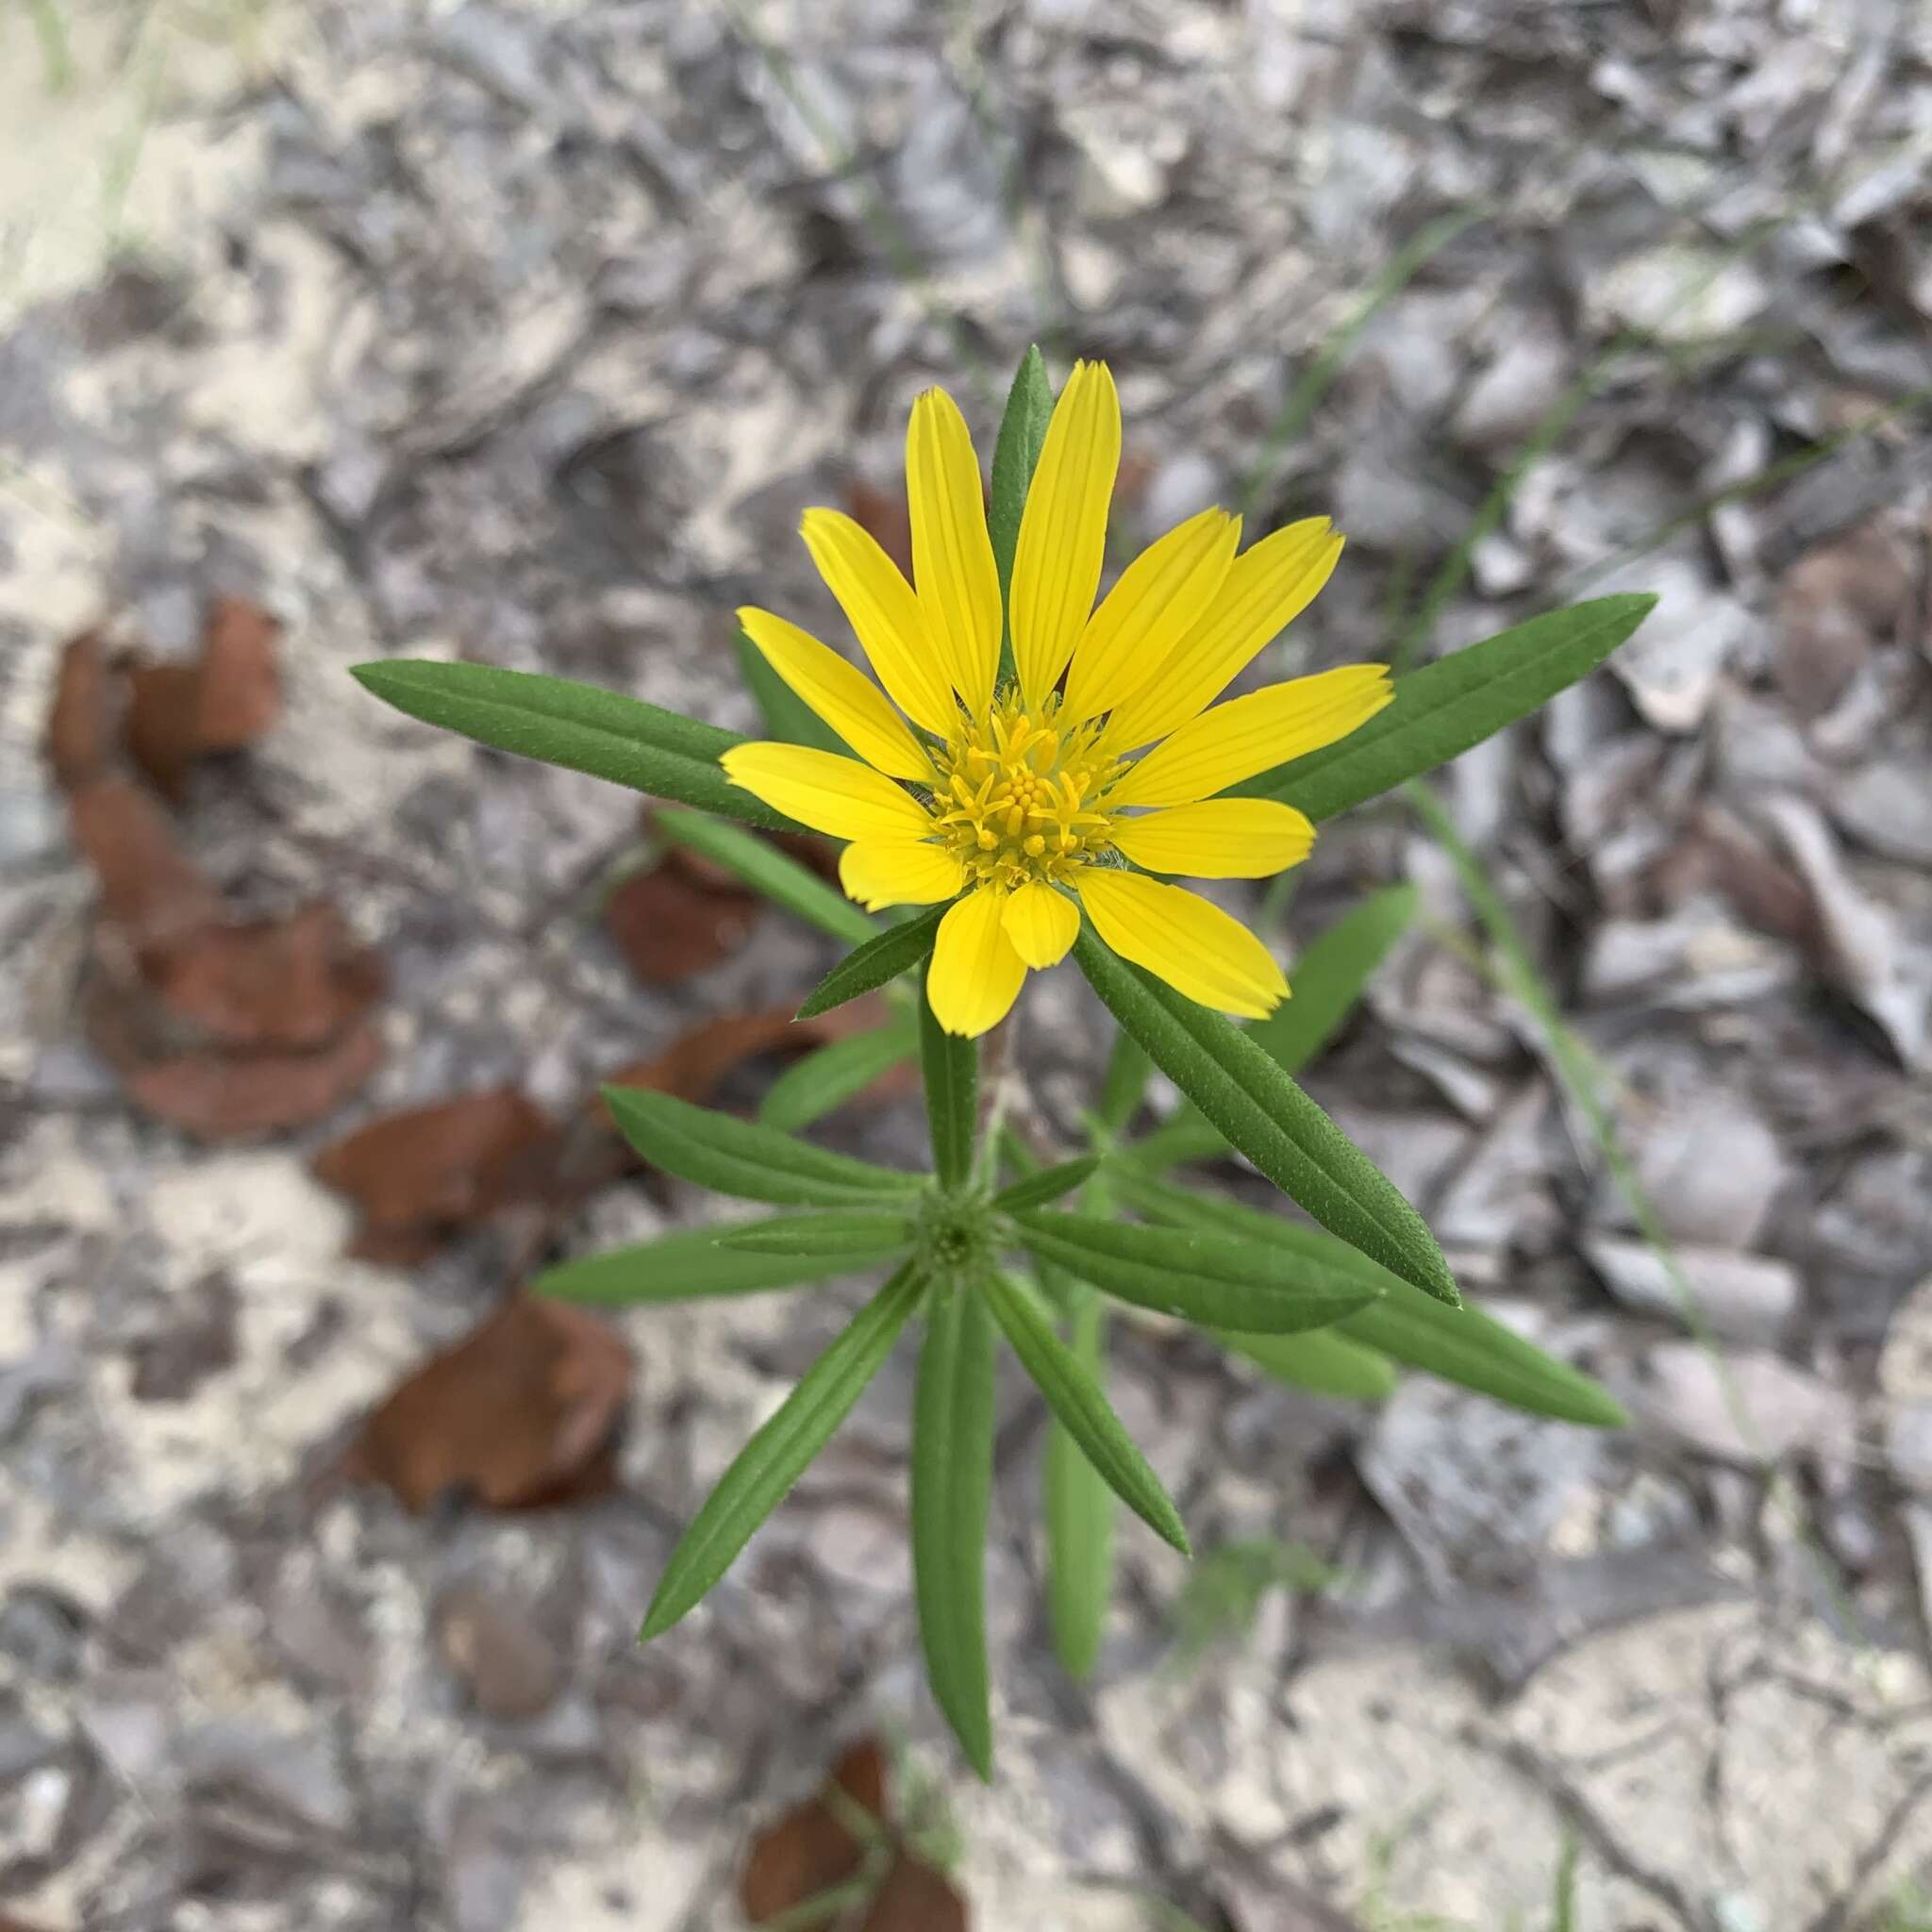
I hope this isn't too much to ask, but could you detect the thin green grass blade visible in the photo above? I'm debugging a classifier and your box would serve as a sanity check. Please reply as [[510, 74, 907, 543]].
[[912, 1280, 998, 1778], [641, 1262, 926, 1639]]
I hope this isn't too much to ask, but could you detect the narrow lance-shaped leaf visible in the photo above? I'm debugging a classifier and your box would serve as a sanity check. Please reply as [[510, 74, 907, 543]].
[[348, 661, 783, 828], [603, 1088, 922, 1208], [535, 1221, 883, 1307], [1073, 929, 1459, 1306], [1213, 1326, 1398, 1403], [758, 1016, 919, 1134], [658, 806, 874, 946], [992, 1155, 1102, 1215], [1045, 1287, 1113, 1680], [919, 967, 977, 1189], [990, 345, 1055, 670], [732, 622, 844, 755], [641, 1262, 927, 1639], [911, 1280, 998, 1779], [1240, 594, 1657, 822], [797, 905, 948, 1021], [712, 1210, 915, 1259], [1015, 1211, 1381, 1335], [1115, 1169, 1627, 1427], [1132, 885, 1419, 1173], [983, 1270, 1190, 1557]]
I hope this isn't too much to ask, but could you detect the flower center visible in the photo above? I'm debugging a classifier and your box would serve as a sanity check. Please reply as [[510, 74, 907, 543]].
[[928, 691, 1122, 891]]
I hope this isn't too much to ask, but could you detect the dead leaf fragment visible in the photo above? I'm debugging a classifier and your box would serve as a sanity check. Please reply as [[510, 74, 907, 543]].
[[126, 661, 209, 801], [858, 1854, 969, 1932], [348, 1293, 631, 1512], [741, 1738, 889, 1924], [314, 1088, 555, 1246], [45, 630, 122, 791], [151, 903, 385, 1049], [605, 852, 758, 984], [67, 777, 222, 954], [195, 595, 283, 749], [119, 1018, 386, 1140]]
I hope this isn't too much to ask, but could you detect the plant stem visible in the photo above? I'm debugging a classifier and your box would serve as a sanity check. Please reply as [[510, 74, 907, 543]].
[[972, 1009, 1019, 1188]]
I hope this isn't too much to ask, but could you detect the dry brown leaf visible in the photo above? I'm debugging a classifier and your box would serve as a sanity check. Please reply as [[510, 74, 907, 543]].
[[313, 1088, 555, 1241], [858, 1854, 969, 1932], [118, 1018, 386, 1141], [151, 903, 385, 1049], [605, 851, 758, 985], [126, 661, 208, 802], [347, 1292, 632, 1513], [845, 478, 915, 582], [67, 777, 223, 954], [196, 594, 283, 749], [44, 629, 122, 791], [741, 1738, 890, 1924]]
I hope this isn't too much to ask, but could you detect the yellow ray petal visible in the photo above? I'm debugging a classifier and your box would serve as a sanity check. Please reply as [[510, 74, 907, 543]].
[[1108, 799, 1316, 878], [739, 607, 936, 782], [1000, 878, 1080, 968], [907, 388, 1000, 718], [1076, 870, 1288, 1019], [799, 508, 958, 739], [838, 839, 965, 911], [1060, 507, 1240, 726], [927, 886, 1028, 1038], [1102, 665, 1392, 808], [1101, 520, 1343, 753], [1009, 360, 1122, 706], [721, 742, 934, 841]]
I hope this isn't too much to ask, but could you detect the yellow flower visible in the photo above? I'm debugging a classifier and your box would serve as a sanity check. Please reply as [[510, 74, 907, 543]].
[[722, 362, 1392, 1038]]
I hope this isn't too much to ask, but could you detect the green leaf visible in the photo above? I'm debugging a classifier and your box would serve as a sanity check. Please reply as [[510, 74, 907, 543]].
[[1095, 1033, 1152, 1137], [1131, 885, 1420, 1173], [658, 807, 874, 946], [918, 969, 977, 1189], [602, 1089, 922, 1208], [1014, 1211, 1381, 1335], [1212, 1326, 1397, 1402], [348, 660, 779, 828], [911, 1280, 998, 1778], [991, 345, 1055, 667], [983, 1270, 1190, 1557], [1072, 929, 1459, 1306], [1241, 595, 1657, 822], [797, 905, 948, 1021], [534, 1221, 878, 1306], [641, 1262, 926, 1639], [732, 622, 844, 755], [758, 1016, 919, 1133], [712, 1211, 915, 1259], [1117, 1171, 1628, 1426], [992, 1156, 1102, 1215], [1044, 1288, 1113, 1680]]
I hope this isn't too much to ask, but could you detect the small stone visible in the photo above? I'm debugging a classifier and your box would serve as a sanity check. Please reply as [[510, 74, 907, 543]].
[[432, 1582, 563, 1721], [1583, 1238, 1799, 1347], [1635, 1344, 1854, 1467], [0, 1583, 89, 1681]]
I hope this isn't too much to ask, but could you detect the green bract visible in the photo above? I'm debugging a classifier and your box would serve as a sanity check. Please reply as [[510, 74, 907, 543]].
[[355, 343, 1650, 1774]]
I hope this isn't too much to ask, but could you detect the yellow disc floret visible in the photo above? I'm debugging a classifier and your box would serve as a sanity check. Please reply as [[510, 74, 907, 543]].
[[928, 691, 1123, 891]]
